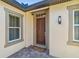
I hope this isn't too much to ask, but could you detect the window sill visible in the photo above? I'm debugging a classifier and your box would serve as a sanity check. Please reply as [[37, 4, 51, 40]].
[[67, 40, 79, 46], [4, 39, 24, 48]]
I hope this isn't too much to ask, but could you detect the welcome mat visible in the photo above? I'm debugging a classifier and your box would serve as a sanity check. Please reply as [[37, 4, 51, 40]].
[[30, 45, 46, 52]]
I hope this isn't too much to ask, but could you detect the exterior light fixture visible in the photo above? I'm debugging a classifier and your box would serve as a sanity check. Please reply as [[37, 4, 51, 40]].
[[58, 16, 62, 24]]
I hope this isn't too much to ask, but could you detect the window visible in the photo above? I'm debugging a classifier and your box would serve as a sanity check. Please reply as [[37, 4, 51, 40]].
[[67, 4, 79, 46], [73, 10, 79, 42], [8, 14, 21, 42], [4, 8, 23, 47]]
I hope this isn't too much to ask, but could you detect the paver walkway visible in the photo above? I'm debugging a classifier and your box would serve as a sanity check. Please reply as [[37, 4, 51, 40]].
[[8, 46, 53, 58]]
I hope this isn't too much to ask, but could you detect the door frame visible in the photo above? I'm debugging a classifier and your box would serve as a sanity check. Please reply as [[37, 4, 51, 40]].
[[32, 9, 49, 49]]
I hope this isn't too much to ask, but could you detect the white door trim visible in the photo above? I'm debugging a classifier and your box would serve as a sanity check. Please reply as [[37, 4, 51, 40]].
[[32, 9, 49, 49]]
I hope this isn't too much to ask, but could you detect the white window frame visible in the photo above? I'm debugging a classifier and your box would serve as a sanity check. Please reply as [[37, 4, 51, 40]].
[[73, 9, 79, 42], [8, 13, 22, 43], [4, 8, 24, 47]]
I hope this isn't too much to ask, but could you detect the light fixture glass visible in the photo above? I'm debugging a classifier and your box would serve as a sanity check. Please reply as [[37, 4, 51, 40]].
[[58, 16, 61, 24]]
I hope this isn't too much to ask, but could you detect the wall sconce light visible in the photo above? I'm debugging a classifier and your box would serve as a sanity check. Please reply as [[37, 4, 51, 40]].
[[58, 16, 62, 24]]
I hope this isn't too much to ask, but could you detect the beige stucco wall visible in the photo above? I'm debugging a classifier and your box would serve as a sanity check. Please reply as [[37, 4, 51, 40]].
[[25, 12, 33, 46], [49, 0, 79, 58], [0, 1, 27, 58]]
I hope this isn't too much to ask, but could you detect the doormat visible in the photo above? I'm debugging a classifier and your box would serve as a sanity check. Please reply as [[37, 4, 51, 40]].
[[30, 45, 46, 52]]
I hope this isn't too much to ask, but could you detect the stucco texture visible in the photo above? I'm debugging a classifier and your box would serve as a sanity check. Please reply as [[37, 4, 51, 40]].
[[49, 0, 79, 58]]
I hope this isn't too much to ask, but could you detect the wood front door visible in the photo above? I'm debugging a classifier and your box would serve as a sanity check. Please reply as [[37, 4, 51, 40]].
[[36, 17, 46, 45]]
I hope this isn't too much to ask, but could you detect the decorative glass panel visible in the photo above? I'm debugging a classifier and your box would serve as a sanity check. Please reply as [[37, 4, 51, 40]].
[[74, 26, 79, 40], [74, 11, 79, 24]]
